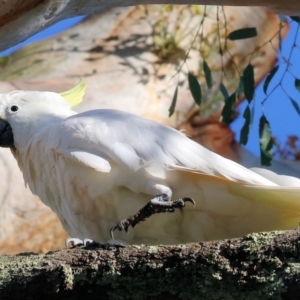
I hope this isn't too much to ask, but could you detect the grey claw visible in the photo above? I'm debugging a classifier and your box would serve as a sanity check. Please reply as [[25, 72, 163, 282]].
[[183, 197, 195, 206], [172, 197, 195, 209], [83, 239, 94, 246], [110, 223, 125, 240], [110, 226, 116, 240]]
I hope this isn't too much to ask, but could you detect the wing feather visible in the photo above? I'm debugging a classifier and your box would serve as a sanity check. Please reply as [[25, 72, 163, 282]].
[[53, 109, 277, 186], [63, 149, 111, 172]]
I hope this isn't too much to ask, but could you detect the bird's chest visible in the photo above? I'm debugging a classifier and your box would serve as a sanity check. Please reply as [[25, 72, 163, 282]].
[[16, 146, 123, 219]]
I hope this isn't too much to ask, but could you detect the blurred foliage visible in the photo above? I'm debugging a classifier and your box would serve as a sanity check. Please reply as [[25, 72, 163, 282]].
[[274, 135, 300, 161], [1, 5, 299, 166], [0, 56, 9, 66], [144, 5, 299, 166]]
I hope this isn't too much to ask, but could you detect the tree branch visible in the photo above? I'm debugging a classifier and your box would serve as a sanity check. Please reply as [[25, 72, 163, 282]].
[[1, 229, 300, 299], [0, 0, 299, 53]]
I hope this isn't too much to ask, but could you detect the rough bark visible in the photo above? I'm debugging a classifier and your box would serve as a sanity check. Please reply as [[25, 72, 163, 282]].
[[0, 230, 300, 300], [0, 0, 299, 52]]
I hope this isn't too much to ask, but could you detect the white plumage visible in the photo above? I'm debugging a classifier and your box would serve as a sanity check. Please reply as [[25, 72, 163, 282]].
[[0, 84, 300, 245]]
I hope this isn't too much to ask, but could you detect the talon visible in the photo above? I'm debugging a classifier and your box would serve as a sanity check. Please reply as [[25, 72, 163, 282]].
[[83, 238, 93, 246], [110, 195, 195, 238], [65, 238, 84, 248], [110, 222, 127, 239], [183, 197, 195, 206], [110, 225, 116, 240], [173, 197, 195, 208]]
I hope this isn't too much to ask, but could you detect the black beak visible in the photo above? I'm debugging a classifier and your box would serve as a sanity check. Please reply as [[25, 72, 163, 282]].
[[0, 119, 14, 148]]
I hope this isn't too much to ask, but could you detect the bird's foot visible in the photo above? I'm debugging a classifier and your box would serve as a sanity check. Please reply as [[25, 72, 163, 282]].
[[66, 238, 126, 250], [65, 238, 93, 248], [110, 194, 195, 239]]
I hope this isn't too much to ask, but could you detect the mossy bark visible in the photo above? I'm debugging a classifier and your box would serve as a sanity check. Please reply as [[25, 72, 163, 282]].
[[0, 230, 300, 300]]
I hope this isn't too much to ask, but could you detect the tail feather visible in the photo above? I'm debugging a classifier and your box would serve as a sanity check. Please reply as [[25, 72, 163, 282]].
[[250, 167, 300, 187], [169, 168, 300, 241], [169, 166, 300, 217], [229, 185, 300, 213]]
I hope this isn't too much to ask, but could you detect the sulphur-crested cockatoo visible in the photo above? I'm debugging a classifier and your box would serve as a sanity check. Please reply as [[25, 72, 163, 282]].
[[0, 80, 300, 246]]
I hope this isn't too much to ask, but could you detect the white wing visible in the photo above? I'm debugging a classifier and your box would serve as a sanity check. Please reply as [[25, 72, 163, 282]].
[[19, 109, 300, 244], [53, 109, 277, 186]]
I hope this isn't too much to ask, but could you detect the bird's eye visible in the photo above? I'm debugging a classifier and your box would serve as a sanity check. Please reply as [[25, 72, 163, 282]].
[[9, 105, 19, 113]]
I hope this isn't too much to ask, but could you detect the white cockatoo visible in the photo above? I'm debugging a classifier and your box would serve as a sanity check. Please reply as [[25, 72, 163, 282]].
[[0, 80, 300, 246]]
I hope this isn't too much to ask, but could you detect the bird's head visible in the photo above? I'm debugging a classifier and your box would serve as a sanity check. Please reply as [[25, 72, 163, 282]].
[[0, 79, 86, 149]]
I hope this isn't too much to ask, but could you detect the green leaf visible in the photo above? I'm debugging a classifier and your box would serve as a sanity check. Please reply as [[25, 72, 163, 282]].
[[295, 78, 300, 92], [221, 93, 236, 124], [263, 65, 279, 94], [227, 27, 257, 40], [278, 27, 282, 52], [290, 97, 300, 116], [168, 86, 178, 117], [239, 106, 251, 145], [153, 35, 165, 47], [203, 60, 213, 89], [0, 56, 9, 65], [219, 82, 229, 100], [188, 72, 202, 106], [236, 76, 244, 99], [290, 16, 300, 23], [259, 115, 273, 166], [243, 64, 255, 102], [192, 5, 202, 14]]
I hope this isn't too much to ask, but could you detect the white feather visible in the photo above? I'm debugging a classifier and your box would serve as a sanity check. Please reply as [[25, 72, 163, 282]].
[[63, 149, 111, 173], [251, 167, 300, 187], [1, 94, 300, 245]]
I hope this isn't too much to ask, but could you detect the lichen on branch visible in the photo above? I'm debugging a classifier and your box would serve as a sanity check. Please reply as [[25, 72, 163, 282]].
[[0, 230, 300, 299]]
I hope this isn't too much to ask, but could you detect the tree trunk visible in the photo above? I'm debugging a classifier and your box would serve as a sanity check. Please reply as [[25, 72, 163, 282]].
[[1, 230, 300, 299], [0, 0, 299, 52]]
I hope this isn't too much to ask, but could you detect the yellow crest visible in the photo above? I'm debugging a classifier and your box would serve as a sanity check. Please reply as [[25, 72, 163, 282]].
[[60, 78, 87, 108]]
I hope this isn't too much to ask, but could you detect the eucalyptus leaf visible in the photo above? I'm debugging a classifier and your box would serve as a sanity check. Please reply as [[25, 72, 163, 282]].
[[188, 72, 202, 106], [227, 27, 257, 40], [290, 97, 300, 116], [290, 16, 300, 23], [278, 27, 283, 52], [263, 65, 279, 94], [168, 86, 178, 117], [203, 60, 213, 89], [221, 93, 236, 124], [219, 82, 229, 100], [239, 106, 251, 145], [259, 115, 273, 166], [295, 78, 300, 92], [237, 77, 244, 99], [243, 64, 255, 102]]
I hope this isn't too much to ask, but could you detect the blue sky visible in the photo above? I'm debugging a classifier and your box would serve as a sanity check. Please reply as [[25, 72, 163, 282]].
[[0, 16, 85, 56], [232, 20, 300, 157], [0, 15, 299, 160]]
